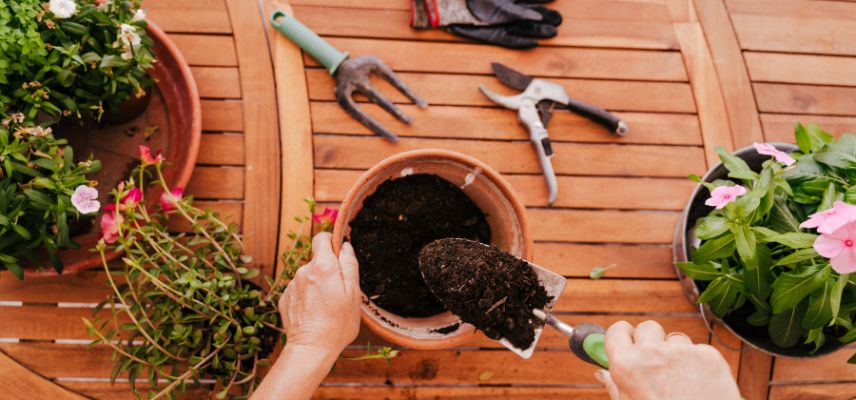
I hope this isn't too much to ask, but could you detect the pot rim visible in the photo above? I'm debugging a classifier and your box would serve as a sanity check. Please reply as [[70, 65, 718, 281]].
[[22, 22, 201, 278], [332, 149, 533, 350], [674, 142, 846, 358]]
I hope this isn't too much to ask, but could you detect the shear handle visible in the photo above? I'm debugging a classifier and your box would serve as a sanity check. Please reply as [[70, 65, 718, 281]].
[[520, 102, 558, 206], [564, 97, 628, 137]]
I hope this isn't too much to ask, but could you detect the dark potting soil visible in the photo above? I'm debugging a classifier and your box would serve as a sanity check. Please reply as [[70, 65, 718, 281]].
[[419, 238, 551, 350], [349, 174, 492, 318]]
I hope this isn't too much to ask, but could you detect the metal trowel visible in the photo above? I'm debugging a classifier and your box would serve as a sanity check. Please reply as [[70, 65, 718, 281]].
[[418, 238, 609, 368]]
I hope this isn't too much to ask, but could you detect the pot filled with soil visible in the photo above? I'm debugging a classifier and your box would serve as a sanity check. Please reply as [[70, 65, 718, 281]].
[[24, 22, 201, 277], [332, 149, 532, 350], [674, 142, 848, 358]]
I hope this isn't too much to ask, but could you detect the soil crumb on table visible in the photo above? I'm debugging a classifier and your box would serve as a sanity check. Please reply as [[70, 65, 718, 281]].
[[419, 238, 551, 349], [349, 174, 491, 318]]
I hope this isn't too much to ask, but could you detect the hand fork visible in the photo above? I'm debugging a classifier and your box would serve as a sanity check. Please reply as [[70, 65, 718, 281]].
[[271, 10, 427, 142]]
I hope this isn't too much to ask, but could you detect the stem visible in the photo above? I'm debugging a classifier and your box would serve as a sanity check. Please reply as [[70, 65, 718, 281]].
[[149, 343, 226, 400], [264, 217, 311, 303], [100, 247, 186, 361]]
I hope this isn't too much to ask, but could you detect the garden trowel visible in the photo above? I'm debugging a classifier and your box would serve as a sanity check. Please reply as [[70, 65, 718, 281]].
[[418, 238, 609, 368]]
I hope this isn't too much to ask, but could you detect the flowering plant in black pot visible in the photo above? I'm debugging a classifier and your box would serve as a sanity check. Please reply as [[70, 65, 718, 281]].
[[675, 124, 856, 362]]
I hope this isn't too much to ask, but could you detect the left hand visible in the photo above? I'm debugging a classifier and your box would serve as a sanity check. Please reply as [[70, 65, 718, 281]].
[[279, 232, 362, 355]]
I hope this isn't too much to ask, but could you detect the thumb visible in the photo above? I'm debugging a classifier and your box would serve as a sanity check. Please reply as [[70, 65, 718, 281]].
[[338, 242, 360, 291], [594, 369, 620, 400]]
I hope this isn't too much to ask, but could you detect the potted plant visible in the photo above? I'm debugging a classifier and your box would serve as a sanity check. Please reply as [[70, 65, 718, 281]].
[[0, 113, 101, 278], [0, 0, 202, 276], [331, 149, 533, 350], [674, 123, 856, 362], [84, 153, 396, 399]]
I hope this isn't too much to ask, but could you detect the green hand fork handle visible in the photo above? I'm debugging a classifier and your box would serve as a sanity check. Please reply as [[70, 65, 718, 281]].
[[270, 10, 427, 142]]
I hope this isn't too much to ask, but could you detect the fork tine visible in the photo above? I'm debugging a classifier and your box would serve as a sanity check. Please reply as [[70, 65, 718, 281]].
[[336, 86, 400, 143], [359, 82, 412, 124], [372, 59, 428, 109]]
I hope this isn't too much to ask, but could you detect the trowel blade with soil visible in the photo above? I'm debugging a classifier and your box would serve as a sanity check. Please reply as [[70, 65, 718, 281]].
[[418, 238, 609, 368], [417, 238, 565, 359]]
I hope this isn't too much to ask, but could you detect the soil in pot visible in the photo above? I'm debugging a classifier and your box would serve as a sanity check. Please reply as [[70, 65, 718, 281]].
[[349, 174, 491, 318], [419, 238, 551, 350]]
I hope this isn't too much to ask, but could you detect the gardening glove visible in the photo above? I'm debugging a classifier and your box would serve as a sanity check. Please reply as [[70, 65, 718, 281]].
[[595, 321, 741, 400], [411, 0, 563, 49]]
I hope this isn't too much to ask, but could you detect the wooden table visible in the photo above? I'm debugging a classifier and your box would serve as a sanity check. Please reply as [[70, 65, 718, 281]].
[[1, 0, 855, 399]]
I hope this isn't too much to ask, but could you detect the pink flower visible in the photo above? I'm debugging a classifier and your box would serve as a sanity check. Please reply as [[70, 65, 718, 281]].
[[139, 145, 164, 166], [120, 187, 142, 210], [800, 201, 856, 234], [705, 185, 747, 209], [753, 143, 795, 166], [71, 185, 100, 214], [100, 204, 122, 244], [160, 187, 183, 211], [814, 221, 856, 274], [312, 207, 338, 224]]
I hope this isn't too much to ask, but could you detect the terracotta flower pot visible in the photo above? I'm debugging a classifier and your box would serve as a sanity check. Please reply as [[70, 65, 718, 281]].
[[332, 149, 533, 350], [673, 143, 845, 358], [24, 22, 201, 277]]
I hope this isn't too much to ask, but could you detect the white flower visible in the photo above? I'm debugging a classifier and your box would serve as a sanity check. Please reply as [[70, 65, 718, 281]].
[[121, 50, 133, 60], [71, 185, 100, 214], [49, 0, 77, 19], [131, 9, 146, 22], [119, 24, 141, 46]]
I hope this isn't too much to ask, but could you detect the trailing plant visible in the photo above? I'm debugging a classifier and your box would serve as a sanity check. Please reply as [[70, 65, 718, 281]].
[[678, 124, 856, 363], [0, 0, 155, 122], [0, 112, 101, 278], [84, 150, 395, 399]]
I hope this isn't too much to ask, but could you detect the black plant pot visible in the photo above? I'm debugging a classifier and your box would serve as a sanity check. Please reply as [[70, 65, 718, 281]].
[[673, 143, 846, 358]]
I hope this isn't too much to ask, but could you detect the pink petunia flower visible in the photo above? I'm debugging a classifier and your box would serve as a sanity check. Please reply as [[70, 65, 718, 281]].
[[120, 187, 142, 210], [705, 185, 747, 209], [139, 145, 165, 166], [160, 186, 183, 211], [312, 207, 339, 224], [100, 204, 123, 244], [71, 185, 100, 214], [753, 143, 796, 166], [800, 201, 856, 234], [814, 221, 856, 274]]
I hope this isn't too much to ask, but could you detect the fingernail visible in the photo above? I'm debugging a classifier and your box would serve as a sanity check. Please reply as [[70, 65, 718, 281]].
[[593, 369, 607, 383], [341, 242, 355, 256]]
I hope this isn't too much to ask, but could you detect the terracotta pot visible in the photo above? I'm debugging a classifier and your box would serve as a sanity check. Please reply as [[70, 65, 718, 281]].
[[332, 149, 532, 350], [23, 22, 201, 277], [673, 143, 845, 358]]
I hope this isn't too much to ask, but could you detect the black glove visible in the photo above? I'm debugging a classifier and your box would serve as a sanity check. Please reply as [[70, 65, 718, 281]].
[[411, 0, 563, 49]]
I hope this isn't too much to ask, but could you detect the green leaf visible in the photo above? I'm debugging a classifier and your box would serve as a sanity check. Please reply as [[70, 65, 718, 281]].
[[769, 197, 801, 233], [794, 122, 833, 153], [769, 300, 808, 348], [830, 273, 849, 322], [745, 244, 773, 299], [775, 248, 820, 267], [23, 189, 51, 207], [802, 279, 834, 329], [815, 133, 856, 168], [783, 156, 827, 183], [763, 232, 817, 249], [751, 226, 779, 241], [698, 275, 744, 318], [676, 261, 721, 281], [692, 234, 736, 264], [716, 146, 756, 180], [695, 216, 730, 240], [734, 225, 758, 269], [4, 261, 23, 280], [819, 182, 838, 211], [99, 55, 130, 69], [848, 353, 856, 364], [771, 264, 831, 314], [748, 307, 771, 327]]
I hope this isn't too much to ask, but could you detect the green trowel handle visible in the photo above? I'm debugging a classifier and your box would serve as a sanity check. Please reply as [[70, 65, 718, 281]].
[[570, 323, 609, 369], [270, 10, 349, 75]]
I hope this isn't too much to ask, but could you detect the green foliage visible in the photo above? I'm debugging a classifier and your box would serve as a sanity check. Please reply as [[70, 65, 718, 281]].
[[0, 0, 154, 122], [0, 113, 100, 277], [681, 125, 856, 360], [85, 168, 395, 399]]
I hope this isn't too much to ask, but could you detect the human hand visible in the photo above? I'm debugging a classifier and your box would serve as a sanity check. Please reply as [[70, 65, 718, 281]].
[[279, 232, 361, 356], [594, 320, 740, 400]]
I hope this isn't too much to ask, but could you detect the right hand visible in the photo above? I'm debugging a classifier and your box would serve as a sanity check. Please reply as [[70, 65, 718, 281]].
[[594, 320, 741, 400]]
